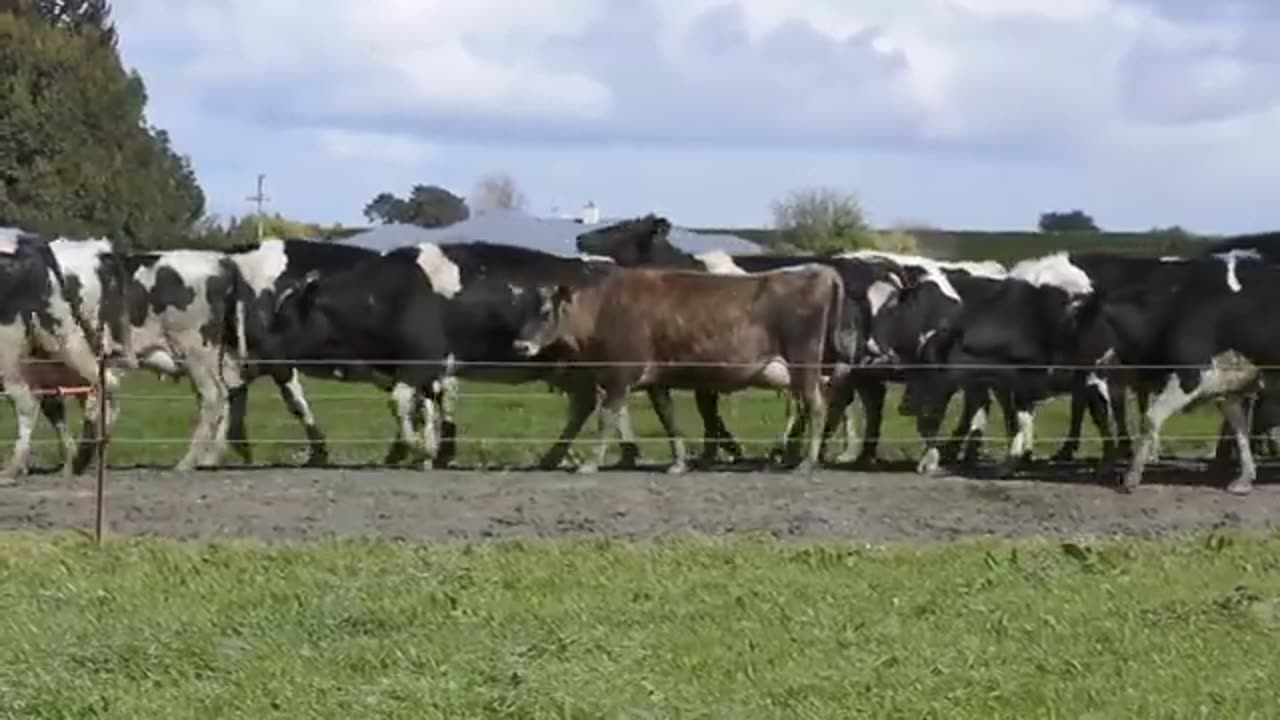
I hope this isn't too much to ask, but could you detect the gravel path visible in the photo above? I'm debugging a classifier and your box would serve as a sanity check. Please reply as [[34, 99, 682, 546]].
[[1, 462, 1275, 543]]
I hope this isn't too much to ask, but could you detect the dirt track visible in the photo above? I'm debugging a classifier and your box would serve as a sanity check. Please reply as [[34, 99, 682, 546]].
[[1, 461, 1277, 543]]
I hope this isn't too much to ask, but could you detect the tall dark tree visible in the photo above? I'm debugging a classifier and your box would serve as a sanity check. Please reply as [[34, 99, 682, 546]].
[[0, 2, 204, 248], [363, 184, 469, 228]]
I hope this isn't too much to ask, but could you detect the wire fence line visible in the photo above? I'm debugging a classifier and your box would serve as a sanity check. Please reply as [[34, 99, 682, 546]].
[[3, 350, 1270, 544], [7, 356, 1277, 372]]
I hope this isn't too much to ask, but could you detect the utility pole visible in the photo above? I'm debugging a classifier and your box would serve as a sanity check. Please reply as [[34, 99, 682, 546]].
[[246, 173, 269, 239]]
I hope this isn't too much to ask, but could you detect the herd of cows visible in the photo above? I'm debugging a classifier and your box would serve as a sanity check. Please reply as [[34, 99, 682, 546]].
[[2, 218, 1280, 495]]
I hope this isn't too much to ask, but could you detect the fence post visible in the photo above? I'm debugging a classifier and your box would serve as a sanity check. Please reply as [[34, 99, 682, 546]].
[[94, 338, 106, 545]]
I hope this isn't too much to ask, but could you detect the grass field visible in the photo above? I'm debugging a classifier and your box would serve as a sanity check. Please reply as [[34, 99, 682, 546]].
[[0, 372, 1238, 470], [1, 531, 1278, 717]]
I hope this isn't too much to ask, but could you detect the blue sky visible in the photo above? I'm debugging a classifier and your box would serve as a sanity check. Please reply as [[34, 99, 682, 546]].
[[113, 0, 1280, 233]]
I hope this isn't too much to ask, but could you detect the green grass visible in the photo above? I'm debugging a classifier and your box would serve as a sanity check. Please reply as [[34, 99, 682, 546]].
[[0, 373, 1236, 470], [0, 373, 1241, 470], [0, 531, 1278, 717]]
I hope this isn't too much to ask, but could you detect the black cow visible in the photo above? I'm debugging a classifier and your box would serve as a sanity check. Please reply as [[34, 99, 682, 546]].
[[268, 240, 655, 469], [223, 238, 384, 466], [1066, 257, 1280, 493]]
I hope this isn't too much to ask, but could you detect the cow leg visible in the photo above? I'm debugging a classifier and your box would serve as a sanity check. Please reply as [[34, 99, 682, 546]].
[[819, 375, 858, 464], [852, 380, 887, 466], [694, 390, 742, 467], [944, 387, 988, 467], [1125, 374, 1198, 492], [1051, 380, 1088, 462], [176, 358, 228, 472], [226, 383, 254, 464], [995, 390, 1036, 480], [2, 380, 41, 482], [38, 395, 77, 477], [646, 388, 688, 474], [274, 370, 329, 467], [792, 378, 827, 474], [536, 383, 598, 471], [914, 385, 957, 476], [1134, 387, 1163, 462], [1219, 395, 1257, 495], [434, 376, 460, 469], [1083, 379, 1119, 481], [584, 386, 629, 475], [386, 381, 434, 467], [1110, 379, 1133, 459]]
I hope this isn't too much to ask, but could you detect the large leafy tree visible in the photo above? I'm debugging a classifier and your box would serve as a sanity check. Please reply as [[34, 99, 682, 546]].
[[0, 0, 205, 248], [363, 184, 470, 228]]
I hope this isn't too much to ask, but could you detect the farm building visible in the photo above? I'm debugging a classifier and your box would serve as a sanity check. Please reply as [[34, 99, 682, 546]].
[[336, 207, 765, 256]]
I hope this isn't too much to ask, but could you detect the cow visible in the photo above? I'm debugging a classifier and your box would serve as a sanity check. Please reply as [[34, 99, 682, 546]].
[[1064, 257, 1280, 493], [125, 249, 250, 471], [510, 264, 849, 474], [903, 254, 1103, 478], [267, 241, 648, 470], [221, 238, 386, 467], [1021, 250, 1266, 467], [852, 254, 1014, 471], [574, 214, 894, 465], [0, 230, 123, 482]]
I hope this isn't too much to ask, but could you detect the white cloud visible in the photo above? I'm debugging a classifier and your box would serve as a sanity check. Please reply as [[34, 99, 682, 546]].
[[109, 0, 1280, 232], [308, 129, 437, 165]]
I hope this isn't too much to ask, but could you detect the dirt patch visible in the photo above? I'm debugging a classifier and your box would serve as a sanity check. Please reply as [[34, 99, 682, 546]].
[[1, 461, 1276, 544]]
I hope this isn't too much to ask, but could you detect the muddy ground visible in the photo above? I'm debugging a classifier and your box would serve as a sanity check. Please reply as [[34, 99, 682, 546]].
[[2, 460, 1278, 544]]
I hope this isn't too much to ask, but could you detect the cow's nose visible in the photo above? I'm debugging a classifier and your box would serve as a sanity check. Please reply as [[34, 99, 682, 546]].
[[512, 340, 539, 357]]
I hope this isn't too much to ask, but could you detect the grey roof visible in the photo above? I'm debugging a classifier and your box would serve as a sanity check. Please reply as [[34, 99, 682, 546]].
[[336, 210, 764, 256]]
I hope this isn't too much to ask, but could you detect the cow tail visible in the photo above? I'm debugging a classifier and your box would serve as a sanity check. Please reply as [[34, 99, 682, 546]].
[[824, 268, 855, 370]]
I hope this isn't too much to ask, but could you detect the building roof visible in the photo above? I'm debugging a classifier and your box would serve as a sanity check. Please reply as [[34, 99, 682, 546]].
[[336, 210, 765, 256]]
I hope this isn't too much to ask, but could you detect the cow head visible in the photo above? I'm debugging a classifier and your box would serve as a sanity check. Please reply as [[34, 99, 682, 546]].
[[512, 284, 577, 358], [575, 214, 692, 267]]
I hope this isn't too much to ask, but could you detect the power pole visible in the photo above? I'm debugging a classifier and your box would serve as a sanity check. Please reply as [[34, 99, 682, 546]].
[[246, 173, 269, 239]]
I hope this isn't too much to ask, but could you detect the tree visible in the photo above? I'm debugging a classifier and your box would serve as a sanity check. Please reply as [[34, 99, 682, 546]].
[[0, 4, 205, 248], [1038, 209, 1099, 233], [362, 184, 470, 228], [470, 172, 527, 213], [771, 187, 876, 253]]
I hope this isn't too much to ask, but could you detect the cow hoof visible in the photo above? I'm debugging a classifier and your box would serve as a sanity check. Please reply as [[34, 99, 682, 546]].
[[915, 449, 941, 476], [791, 460, 816, 475], [666, 462, 688, 476], [174, 459, 196, 473], [306, 452, 330, 468], [616, 444, 641, 470], [1119, 474, 1141, 493], [1227, 477, 1254, 496], [1050, 447, 1077, 463], [575, 463, 599, 475], [0, 475, 17, 487], [833, 449, 859, 465]]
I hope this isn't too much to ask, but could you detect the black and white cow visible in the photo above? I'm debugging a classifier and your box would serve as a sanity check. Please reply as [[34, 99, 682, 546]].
[[849, 252, 1014, 470], [0, 230, 124, 481], [125, 249, 250, 471], [1016, 249, 1266, 467], [574, 214, 894, 466], [903, 253, 1103, 478], [267, 240, 646, 470], [222, 238, 384, 466], [1067, 257, 1280, 493]]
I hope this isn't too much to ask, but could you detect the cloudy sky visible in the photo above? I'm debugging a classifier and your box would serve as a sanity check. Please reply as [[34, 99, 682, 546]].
[[113, 0, 1280, 233]]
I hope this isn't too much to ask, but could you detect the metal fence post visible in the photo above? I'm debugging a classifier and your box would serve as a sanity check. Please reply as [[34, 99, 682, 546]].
[[94, 337, 106, 545]]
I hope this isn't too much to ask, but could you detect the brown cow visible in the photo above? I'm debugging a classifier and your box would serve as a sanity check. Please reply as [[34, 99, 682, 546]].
[[511, 264, 846, 474]]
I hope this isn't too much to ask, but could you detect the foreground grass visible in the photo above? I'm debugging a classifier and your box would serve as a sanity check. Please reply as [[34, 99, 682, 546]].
[[0, 373, 1232, 470], [1, 532, 1278, 718]]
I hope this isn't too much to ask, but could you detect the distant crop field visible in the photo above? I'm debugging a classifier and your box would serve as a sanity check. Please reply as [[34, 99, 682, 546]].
[[1, 532, 1277, 717]]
